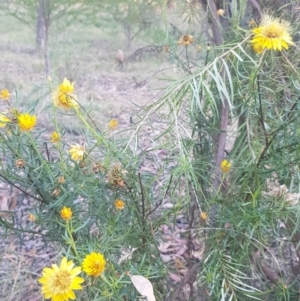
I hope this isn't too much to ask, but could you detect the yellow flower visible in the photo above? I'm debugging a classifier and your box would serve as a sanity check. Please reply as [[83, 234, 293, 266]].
[[178, 35, 194, 46], [60, 206, 72, 221], [50, 131, 60, 143], [220, 159, 231, 173], [114, 199, 125, 210], [59, 78, 74, 93], [0, 89, 10, 100], [28, 213, 36, 222], [18, 113, 37, 131], [108, 119, 118, 130], [69, 144, 85, 161], [217, 9, 225, 16], [200, 211, 208, 221], [251, 15, 294, 52], [52, 78, 79, 110], [252, 43, 264, 54], [38, 257, 84, 301], [0, 114, 10, 127], [82, 252, 106, 277]]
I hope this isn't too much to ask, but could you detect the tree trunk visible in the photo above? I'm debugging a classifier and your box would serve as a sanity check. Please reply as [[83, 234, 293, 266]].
[[41, 0, 51, 74], [36, 0, 45, 51]]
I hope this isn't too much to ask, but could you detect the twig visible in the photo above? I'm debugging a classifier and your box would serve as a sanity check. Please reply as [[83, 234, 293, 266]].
[[165, 262, 202, 301], [44, 142, 50, 161], [138, 172, 145, 220], [187, 200, 197, 298], [185, 46, 191, 73], [0, 216, 46, 236], [282, 51, 299, 76], [256, 106, 298, 167], [146, 175, 173, 217], [257, 74, 269, 146], [71, 95, 103, 137], [0, 172, 42, 202]]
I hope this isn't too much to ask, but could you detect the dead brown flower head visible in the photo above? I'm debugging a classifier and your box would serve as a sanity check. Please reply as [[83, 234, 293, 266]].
[[178, 35, 194, 46], [108, 163, 127, 188], [52, 188, 61, 198], [92, 162, 104, 174], [15, 159, 25, 168], [58, 176, 65, 184]]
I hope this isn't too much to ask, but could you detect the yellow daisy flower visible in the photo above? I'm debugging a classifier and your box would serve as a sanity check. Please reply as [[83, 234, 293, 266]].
[[50, 131, 60, 143], [0, 114, 10, 127], [60, 206, 72, 221], [114, 199, 125, 210], [82, 252, 106, 277], [38, 257, 84, 301], [200, 211, 208, 221], [178, 35, 194, 46], [251, 15, 294, 52], [59, 78, 74, 94], [69, 144, 85, 161], [18, 113, 37, 131], [52, 78, 79, 110], [28, 213, 36, 222], [220, 159, 231, 173], [0, 89, 10, 101], [108, 119, 118, 130], [217, 9, 225, 16]]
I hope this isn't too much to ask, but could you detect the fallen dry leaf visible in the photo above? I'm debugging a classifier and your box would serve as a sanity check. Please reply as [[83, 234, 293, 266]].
[[160, 253, 173, 263], [0, 194, 17, 217], [158, 241, 171, 253], [168, 272, 181, 283], [118, 247, 137, 264], [130, 275, 156, 301]]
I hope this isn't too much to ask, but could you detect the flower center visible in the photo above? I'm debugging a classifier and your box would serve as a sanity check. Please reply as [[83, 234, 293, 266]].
[[264, 25, 282, 39], [59, 93, 72, 105], [93, 261, 101, 271], [53, 270, 72, 292]]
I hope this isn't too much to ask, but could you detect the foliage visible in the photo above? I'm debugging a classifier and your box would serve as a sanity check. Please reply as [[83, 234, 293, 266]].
[[0, 78, 168, 300], [1, 1, 300, 301]]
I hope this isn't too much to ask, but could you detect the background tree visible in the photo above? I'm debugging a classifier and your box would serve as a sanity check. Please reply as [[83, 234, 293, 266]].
[[0, 0, 94, 73]]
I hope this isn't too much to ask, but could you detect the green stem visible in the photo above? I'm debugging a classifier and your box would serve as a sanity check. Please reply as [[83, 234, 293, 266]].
[[66, 220, 79, 259], [101, 273, 113, 286], [28, 133, 53, 178], [74, 106, 106, 146]]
